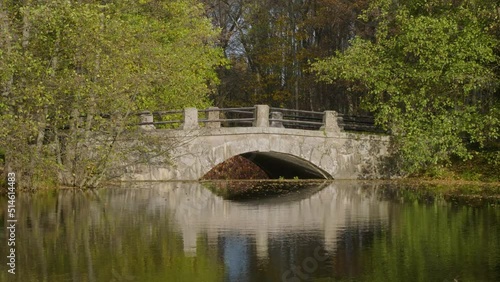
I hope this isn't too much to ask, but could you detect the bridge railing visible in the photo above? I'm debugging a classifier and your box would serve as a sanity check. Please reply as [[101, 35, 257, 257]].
[[338, 114, 386, 133], [143, 110, 183, 129], [138, 107, 257, 130], [138, 105, 383, 133], [268, 107, 324, 130], [198, 107, 256, 128]]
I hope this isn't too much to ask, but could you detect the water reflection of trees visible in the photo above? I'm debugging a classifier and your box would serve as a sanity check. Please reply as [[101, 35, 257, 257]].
[[0, 189, 224, 282], [0, 182, 498, 281]]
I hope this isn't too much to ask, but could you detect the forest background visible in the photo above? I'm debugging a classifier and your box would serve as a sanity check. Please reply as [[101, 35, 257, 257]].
[[1, 0, 499, 189]]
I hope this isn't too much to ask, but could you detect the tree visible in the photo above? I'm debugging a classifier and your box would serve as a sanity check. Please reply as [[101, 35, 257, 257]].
[[312, 0, 499, 174], [0, 0, 225, 189], [202, 0, 371, 112]]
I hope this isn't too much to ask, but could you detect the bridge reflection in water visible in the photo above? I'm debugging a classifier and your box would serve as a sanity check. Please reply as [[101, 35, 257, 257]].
[[5, 181, 497, 282], [144, 181, 390, 259], [6, 180, 499, 282]]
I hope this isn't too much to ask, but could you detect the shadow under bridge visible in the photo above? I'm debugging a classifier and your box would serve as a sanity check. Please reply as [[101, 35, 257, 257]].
[[239, 151, 333, 179]]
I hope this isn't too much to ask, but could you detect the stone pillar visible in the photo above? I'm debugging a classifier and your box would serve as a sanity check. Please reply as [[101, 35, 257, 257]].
[[270, 111, 284, 128], [139, 111, 155, 130], [182, 107, 199, 130], [321, 110, 341, 132], [206, 107, 221, 128], [253, 105, 269, 127]]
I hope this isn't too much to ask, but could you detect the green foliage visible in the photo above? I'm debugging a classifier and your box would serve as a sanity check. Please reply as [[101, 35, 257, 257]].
[[121, 0, 227, 110], [312, 0, 500, 174], [0, 0, 225, 188], [485, 151, 500, 166]]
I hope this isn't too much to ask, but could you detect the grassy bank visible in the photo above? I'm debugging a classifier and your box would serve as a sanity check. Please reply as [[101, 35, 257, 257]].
[[393, 152, 500, 206], [415, 141, 500, 182]]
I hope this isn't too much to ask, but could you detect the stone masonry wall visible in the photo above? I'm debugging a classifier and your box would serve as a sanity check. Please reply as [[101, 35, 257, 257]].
[[120, 127, 391, 181]]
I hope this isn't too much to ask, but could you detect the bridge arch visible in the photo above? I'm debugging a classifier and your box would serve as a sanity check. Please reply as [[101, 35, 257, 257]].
[[173, 130, 342, 181], [121, 126, 390, 181], [201, 151, 333, 180]]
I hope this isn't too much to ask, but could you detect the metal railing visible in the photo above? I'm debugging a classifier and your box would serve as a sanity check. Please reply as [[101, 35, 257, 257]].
[[137, 107, 256, 129], [137, 105, 386, 134], [338, 114, 386, 133], [198, 107, 256, 127], [269, 107, 324, 130]]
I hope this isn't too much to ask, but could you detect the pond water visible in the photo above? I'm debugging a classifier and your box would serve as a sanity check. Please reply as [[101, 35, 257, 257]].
[[0, 181, 499, 282]]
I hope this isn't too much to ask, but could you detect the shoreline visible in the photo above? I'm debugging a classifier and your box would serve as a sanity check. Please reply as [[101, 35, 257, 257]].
[[2, 177, 500, 190], [391, 178, 500, 187], [2, 178, 500, 205]]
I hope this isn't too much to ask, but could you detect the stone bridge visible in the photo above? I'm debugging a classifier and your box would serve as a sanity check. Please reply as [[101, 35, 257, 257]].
[[122, 105, 391, 181]]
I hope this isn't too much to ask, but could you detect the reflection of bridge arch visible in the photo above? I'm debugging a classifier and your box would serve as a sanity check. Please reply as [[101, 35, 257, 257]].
[[153, 182, 390, 257]]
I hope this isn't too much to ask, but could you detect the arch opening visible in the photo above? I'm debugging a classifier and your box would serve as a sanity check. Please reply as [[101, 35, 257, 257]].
[[201, 155, 269, 180], [201, 151, 332, 180]]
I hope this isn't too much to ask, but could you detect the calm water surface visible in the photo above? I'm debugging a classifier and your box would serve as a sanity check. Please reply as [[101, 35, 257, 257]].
[[0, 181, 499, 282]]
